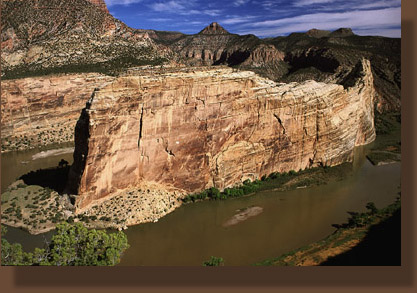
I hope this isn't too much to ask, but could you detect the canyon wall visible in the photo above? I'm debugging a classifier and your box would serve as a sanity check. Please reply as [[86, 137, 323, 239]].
[[1, 73, 114, 151], [66, 59, 375, 210]]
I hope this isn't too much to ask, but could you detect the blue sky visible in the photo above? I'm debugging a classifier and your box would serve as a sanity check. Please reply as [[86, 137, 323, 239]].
[[104, 0, 401, 38]]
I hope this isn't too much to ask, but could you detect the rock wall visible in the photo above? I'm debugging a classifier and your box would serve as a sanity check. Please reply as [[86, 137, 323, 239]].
[[1, 73, 114, 151], [66, 59, 375, 210]]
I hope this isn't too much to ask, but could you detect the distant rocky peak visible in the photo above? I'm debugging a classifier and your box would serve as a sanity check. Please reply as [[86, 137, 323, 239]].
[[198, 22, 230, 35], [330, 28, 355, 37], [87, 0, 109, 13]]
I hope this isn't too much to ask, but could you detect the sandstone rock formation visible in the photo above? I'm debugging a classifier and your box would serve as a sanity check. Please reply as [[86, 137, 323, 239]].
[[66, 59, 375, 211], [1, 73, 114, 151]]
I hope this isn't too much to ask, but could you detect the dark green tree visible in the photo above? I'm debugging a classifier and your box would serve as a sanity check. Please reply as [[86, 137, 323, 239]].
[[1, 222, 129, 266]]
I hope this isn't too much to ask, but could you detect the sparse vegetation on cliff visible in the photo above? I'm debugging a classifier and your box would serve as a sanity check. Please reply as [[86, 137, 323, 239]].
[[3, 55, 167, 80]]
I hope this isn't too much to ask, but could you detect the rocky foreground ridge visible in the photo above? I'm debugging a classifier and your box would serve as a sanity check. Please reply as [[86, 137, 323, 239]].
[[65, 59, 375, 211]]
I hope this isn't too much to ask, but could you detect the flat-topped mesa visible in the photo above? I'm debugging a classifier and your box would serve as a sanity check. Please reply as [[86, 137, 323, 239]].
[[66, 59, 375, 211], [198, 22, 230, 35]]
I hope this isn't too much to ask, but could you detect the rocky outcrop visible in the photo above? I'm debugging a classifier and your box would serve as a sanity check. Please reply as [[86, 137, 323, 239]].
[[66, 59, 375, 211], [1, 73, 114, 151], [198, 22, 230, 35]]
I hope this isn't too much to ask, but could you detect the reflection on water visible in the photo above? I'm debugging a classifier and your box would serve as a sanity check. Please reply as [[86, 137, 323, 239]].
[[1, 145, 400, 265]]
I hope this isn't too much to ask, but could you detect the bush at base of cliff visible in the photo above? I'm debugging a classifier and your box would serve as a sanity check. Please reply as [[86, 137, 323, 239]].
[[1, 222, 129, 266]]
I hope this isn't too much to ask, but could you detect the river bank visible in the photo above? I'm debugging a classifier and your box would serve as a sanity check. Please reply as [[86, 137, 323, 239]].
[[256, 197, 401, 266]]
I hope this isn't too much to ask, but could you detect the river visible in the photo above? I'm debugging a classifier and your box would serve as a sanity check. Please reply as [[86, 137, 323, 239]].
[[1, 143, 400, 265]]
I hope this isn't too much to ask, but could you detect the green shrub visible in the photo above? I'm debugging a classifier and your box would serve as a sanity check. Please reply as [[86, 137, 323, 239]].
[[207, 187, 221, 200], [203, 256, 224, 266]]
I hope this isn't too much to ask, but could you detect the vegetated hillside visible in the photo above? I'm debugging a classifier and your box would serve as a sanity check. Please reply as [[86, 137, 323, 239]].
[[265, 29, 401, 112], [1, 0, 171, 79]]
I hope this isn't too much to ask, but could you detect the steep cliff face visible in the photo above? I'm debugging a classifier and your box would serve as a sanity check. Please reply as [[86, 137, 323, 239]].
[[67, 59, 375, 210], [1, 73, 114, 151]]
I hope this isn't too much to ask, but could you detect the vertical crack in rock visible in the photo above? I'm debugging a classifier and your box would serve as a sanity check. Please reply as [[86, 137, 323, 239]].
[[138, 105, 144, 149], [164, 140, 175, 157], [273, 113, 286, 134], [165, 147, 175, 157], [310, 104, 320, 167]]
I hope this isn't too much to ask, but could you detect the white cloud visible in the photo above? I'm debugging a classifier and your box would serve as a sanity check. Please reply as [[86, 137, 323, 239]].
[[237, 7, 401, 37], [293, 0, 336, 7], [148, 1, 222, 16], [233, 0, 250, 7], [149, 17, 173, 22], [355, 0, 401, 9], [221, 15, 258, 25], [105, 0, 143, 6], [202, 9, 222, 16], [150, 1, 186, 12]]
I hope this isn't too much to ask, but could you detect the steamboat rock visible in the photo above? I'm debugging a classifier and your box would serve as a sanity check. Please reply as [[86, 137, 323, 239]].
[[66, 59, 375, 210]]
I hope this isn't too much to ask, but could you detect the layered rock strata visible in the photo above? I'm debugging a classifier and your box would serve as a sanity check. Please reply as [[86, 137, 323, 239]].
[[1, 73, 114, 151], [66, 59, 375, 211]]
